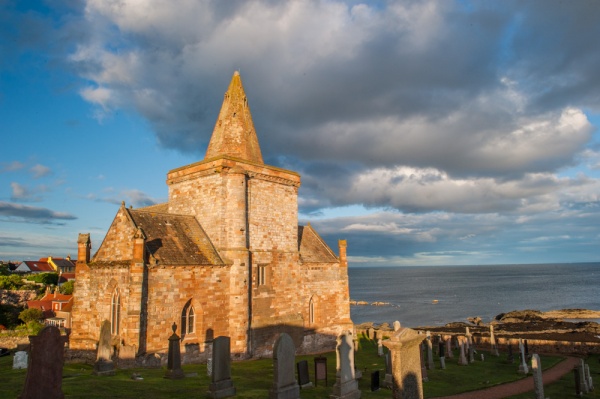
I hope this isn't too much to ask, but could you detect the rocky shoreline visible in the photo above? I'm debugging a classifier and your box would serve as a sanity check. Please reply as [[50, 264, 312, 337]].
[[356, 309, 600, 344]]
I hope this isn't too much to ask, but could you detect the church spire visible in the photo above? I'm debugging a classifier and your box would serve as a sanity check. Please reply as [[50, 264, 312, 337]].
[[204, 71, 264, 164]]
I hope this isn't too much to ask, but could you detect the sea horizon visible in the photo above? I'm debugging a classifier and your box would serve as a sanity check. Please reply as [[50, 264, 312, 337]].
[[348, 262, 600, 328]]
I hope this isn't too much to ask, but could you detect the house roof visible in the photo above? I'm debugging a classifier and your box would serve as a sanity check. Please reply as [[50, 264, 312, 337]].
[[127, 208, 225, 266], [59, 273, 75, 283], [137, 202, 169, 213], [50, 258, 76, 270], [20, 261, 54, 273], [298, 224, 339, 263], [204, 71, 264, 164]]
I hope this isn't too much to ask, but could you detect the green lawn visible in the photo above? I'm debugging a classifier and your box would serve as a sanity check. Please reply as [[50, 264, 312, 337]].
[[0, 335, 580, 398]]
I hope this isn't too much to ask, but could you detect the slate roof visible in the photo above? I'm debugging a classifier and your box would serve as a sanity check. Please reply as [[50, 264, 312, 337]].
[[127, 209, 224, 266], [298, 224, 339, 263], [137, 202, 169, 213]]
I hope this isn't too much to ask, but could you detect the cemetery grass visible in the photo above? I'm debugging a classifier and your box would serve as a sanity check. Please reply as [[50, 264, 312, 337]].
[[505, 354, 600, 399], [0, 336, 565, 399]]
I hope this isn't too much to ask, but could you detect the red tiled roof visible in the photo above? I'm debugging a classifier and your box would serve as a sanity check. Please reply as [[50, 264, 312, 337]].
[[23, 261, 54, 272]]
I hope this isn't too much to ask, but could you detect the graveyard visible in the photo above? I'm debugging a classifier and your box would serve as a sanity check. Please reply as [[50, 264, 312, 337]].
[[2, 332, 597, 399]]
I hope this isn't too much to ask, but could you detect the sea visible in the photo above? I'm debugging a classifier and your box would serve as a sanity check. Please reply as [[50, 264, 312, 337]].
[[348, 262, 600, 328]]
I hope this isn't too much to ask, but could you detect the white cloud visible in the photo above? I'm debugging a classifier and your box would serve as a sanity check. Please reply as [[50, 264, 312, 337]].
[[30, 164, 51, 178]]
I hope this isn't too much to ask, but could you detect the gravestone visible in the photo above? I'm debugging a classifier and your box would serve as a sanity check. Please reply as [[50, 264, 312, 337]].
[[393, 320, 401, 332], [438, 341, 446, 369], [297, 360, 312, 389], [579, 359, 589, 393], [377, 338, 384, 357], [19, 325, 68, 399], [269, 333, 300, 399], [371, 370, 380, 392], [524, 339, 529, 359], [13, 351, 28, 369], [531, 354, 544, 399], [489, 325, 499, 356], [518, 340, 529, 374], [419, 342, 428, 382], [507, 344, 514, 363], [367, 327, 375, 340], [445, 336, 453, 358], [207, 336, 236, 398], [574, 367, 582, 397], [383, 325, 426, 399], [457, 337, 468, 366], [585, 363, 594, 391], [425, 332, 434, 370], [165, 322, 184, 379], [330, 331, 361, 399], [314, 356, 328, 386], [382, 352, 393, 389], [465, 328, 474, 363], [94, 320, 115, 376]]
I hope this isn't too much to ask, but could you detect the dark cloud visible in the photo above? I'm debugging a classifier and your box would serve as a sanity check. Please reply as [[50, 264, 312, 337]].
[[0, 201, 77, 224]]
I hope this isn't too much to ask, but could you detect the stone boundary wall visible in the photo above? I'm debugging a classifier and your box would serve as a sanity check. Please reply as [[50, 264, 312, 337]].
[[473, 335, 600, 355], [0, 289, 37, 306], [0, 334, 30, 350]]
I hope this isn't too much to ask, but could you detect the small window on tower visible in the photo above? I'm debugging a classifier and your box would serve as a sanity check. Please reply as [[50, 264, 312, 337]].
[[258, 264, 268, 286]]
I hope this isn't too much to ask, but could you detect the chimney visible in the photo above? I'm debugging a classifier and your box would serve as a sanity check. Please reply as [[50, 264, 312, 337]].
[[77, 233, 91, 264], [338, 239, 347, 268], [133, 227, 146, 263]]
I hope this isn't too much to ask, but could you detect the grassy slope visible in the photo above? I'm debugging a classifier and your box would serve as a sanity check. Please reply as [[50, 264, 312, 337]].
[[0, 335, 574, 398]]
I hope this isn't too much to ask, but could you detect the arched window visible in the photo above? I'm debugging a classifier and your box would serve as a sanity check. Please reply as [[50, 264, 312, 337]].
[[181, 299, 195, 338], [111, 289, 120, 335], [309, 297, 315, 325]]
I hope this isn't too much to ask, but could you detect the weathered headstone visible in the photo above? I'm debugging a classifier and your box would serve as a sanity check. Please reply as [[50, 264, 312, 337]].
[[585, 363, 594, 391], [393, 320, 401, 332], [425, 331, 434, 370], [377, 338, 384, 357], [314, 356, 327, 387], [269, 333, 300, 399], [579, 359, 589, 393], [445, 336, 453, 358], [489, 325, 499, 356], [507, 344, 514, 363], [438, 341, 446, 369], [330, 331, 361, 399], [94, 320, 115, 376], [457, 337, 468, 366], [524, 339, 529, 359], [383, 325, 426, 399], [420, 341, 428, 382], [518, 339, 529, 374], [465, 328, 474, 363], [297, 360, 312, 389], [165, 322, 184, 379], [207, 336, 236, 398], [382, 352, 393, 389], [13, 351, 28, 369], [574, 367, 582, 397], [367, 327, 375, 340], [19, 325, 68, 399], [531, 354, 544, 399]]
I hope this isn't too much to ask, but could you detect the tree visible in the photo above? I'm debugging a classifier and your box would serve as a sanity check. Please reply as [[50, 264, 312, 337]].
[[59, 280, 74, 295], [19, 308, 43, 324]]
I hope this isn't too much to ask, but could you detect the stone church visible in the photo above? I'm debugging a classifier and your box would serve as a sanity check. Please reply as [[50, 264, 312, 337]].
[[69, 72, 353, 361]]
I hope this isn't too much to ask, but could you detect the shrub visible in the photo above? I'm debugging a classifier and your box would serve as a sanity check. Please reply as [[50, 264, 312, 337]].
[[25, 272, 58, 285], [59, 280, 74, 295], [0, 274, 23, 290], [19, 308, 43, 324]]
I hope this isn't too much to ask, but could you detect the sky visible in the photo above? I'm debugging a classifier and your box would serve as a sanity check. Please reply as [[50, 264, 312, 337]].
[[1, 0, 599, 267]]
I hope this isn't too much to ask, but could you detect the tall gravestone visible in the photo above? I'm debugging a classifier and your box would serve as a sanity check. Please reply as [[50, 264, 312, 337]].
[[489, 325, 499, 356], [94, 320, 115, 376], [579, 359, 589, 394], [438, 341, 446, 370], [531, 354, 544, 399], [383, 325, 426, 399], [330, 331, 361, 399], [207, 336, 236, 399], [19, 326, 68, 399], [269, 333, 300, 399], [585, 363, 594, 391], [165, 322, 184, 379], [425, 332, 434, 370], [518, 339, 529, 374], [457, 337, 468, 366], [444, 336, 453, 358]]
